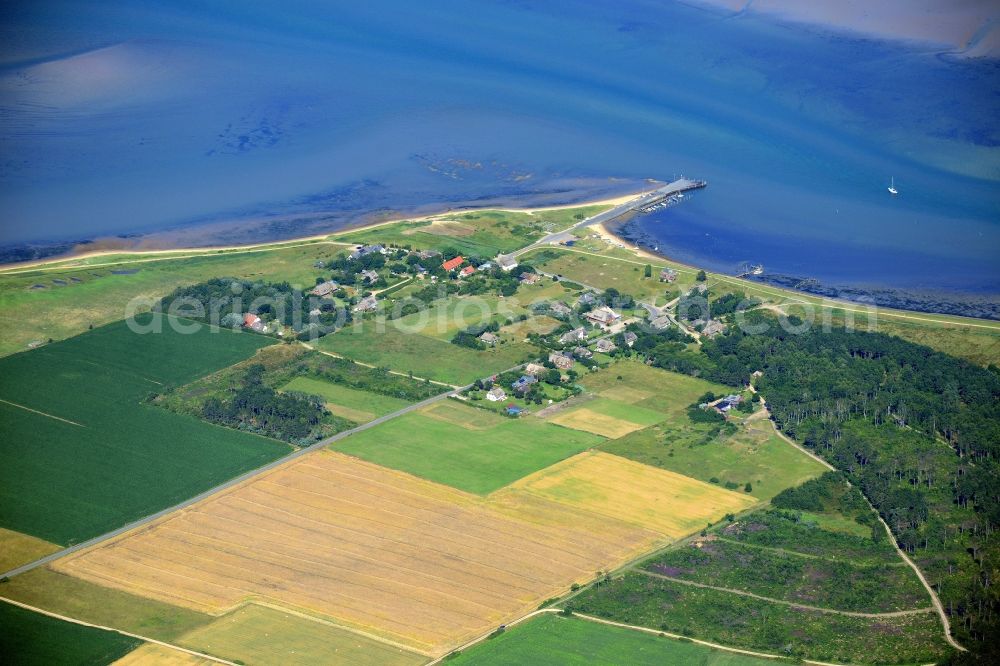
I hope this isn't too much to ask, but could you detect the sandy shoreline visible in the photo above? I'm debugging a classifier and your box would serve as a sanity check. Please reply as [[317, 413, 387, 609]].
[[0, 191, 648, 273], [689, 0, 999, 58]]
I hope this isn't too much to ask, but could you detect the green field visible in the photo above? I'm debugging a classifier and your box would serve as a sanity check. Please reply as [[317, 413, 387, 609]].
[[0, 316, 290, 545], [0, 601, 142, 666], [1, 568, 212, 642], [568, 573, 950, 664], [281, 376, 411, 421], [448, 613, 776, 665], [177, 603, 426, 666], [603, 418, 826, 500], [318, 323, 536, 385], [334, 206, 609, 257], [0, 241, 347, 357], [576, 360, 734, 417], [560, 397, 667, 424], [333, 400, 604, 494], [523, 248, 690, 304], [547, 397, 669, 438]]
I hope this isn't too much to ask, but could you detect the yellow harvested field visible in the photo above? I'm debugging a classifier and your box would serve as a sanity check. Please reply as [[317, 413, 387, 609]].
[[56, 452, 661, 655], [598, 385, 654, 403], [548, 407, 645, 439], [0, 527, 60, 572], [324, 403, 375, 423], [177, 603, 426, 666], [112, 644, 213, 666], [509, 451, 759, 537]]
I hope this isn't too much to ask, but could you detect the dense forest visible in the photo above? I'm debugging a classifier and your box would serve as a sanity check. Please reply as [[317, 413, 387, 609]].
[[634, 312, 1000, 657], [201, 364, 338, 444]]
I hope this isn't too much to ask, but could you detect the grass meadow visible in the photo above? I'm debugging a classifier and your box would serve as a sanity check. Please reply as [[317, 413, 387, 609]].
[[448, 613, 777, 665], [0, 528, 59, 573], [177, 603, 426, 666], [0, 241, 346, 357], [0, 316, 290, 545], [576, 360, 733, 409], [0, 601, 142, 666], [547, 397, 668, 439], [281, 375, 411, 422], [603, 418, 827, 501], [317, 323, 536, 385], [522, 248, 689, 305], [0, 568, 212, 642], [333, 400, 603, 494], [333, 206, 609, 258], [578, 360, 824, 500]]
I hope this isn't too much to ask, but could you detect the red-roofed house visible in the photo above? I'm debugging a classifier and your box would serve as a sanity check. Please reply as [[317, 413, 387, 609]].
[[243, 313, 265, 332], [442, 256, 464, 271], [459, 265, 476, 278]]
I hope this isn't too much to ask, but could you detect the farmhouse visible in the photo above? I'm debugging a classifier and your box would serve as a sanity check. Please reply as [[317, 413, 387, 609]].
[[523, 363, 546, 376], [519, 272, 540, 285], [360, 269, 380, 284], [479, 331, 499, 346], [310, 280, 339, 297], [511, 375, 538, 394], [577, 292, 597, 307], [242, 313, 265, 332], [623, 331, 638, 347], [459, 265, 476, 278], [573, 346, 593, 360], [659, 268, 678, 283], [715, 394, 744, 414], [559, 327, 587, 344], [549, 352, 574, 370], [350, 244, 385, 260], [416, 249, 441, 260], [548, 301, 573, 317], [353, 295, 378, 312], [486, 386, 507, 402], [496, 254, 519, 272], [649, 314, 672, 330], [585, 306, 622, 330], [442, 256, 465, 272], [478, 261, 493, 272], [702, 320, 726, 337], [595, 338, 616, 353]]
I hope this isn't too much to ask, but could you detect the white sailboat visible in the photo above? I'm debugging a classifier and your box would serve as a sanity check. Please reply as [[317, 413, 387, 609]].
[[888, 177, 898, 195]]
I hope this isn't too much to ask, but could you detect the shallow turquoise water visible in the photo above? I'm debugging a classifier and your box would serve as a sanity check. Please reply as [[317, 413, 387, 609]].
[[0, 0, 997, 293]]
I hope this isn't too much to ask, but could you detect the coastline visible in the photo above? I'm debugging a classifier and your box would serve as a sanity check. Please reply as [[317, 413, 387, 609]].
[[0, 191, 647, 274], [4, 190, 998, 327], [599, 217, 1000, 322]]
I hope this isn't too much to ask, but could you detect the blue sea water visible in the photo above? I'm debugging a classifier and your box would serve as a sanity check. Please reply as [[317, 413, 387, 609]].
[[0, 0, 998, 295]]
